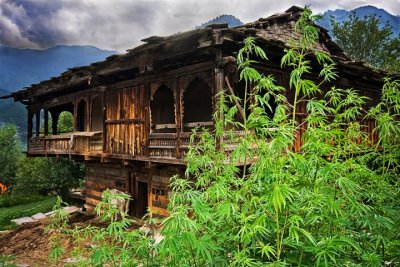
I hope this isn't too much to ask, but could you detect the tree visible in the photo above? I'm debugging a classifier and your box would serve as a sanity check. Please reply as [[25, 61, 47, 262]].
[[0, 124, 22, 191], [14, 157, 84, 199], [57, 111, 74, 133], [331, 12, 400, 72]]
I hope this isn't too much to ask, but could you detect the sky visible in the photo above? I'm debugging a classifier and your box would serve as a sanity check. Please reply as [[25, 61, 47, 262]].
[[0, 0, 399, 52]]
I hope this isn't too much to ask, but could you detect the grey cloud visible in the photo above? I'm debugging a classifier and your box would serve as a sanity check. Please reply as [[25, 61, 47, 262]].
[[0, 0, 399, 52]]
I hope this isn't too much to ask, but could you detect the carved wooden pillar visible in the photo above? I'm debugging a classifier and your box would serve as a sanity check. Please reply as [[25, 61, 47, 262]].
[[35, 110, 40, 137], [144, 83, 150, 157], [44, 108, 48, 136], [73, 100, 78, 132], [51, 110, 60, 135], [101, 90, 107, 153], [175, 77, 182, 158], [88, 97, 92, 132], [86, 96, 90, 131], [27, 109, 33, 139]]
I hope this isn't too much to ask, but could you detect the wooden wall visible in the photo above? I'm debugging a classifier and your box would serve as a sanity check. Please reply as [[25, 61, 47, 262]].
[[85, 162, 184, 217], [105, 84, 147, 156]]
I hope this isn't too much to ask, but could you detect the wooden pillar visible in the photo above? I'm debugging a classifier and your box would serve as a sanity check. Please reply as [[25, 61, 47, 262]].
[[44, 108, 48, 136], [86, 97, 90, 131], [73, 100, 78, 132], [214, 49, 225, 149], [101, 91, 107, 153], [27, 109, 33, 139], [35, 110, 40, 137], [144, 83, 150, 157], [51, 110, 60, 135], [175, 77, 182, 158]]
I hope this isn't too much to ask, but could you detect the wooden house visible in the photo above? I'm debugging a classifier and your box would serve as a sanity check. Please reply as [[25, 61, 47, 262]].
[[3, 7, 386, 217]]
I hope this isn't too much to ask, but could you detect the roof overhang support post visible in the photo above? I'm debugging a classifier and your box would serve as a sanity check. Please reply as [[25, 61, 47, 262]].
[[35, 110, 40, 137], [44, 108, 49, 136]]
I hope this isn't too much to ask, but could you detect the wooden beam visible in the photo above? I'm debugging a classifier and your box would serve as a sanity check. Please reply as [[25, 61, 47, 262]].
[[105, 118, 145, 124]]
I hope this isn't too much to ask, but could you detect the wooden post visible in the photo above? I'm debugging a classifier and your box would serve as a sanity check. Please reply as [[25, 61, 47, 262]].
[[44, 108, 48, 136], [27, 109, 33, 139], [144, 83, 150, 157], [35, 110, 40, 137], [102, 90, 107, 153], [214, 49, 225, 149], [175, 77, 182, 158], [27, 109, 33, 152], [51, 110, 60, 135], [86, 97, 90, 131], [73, 100, 78, 132]]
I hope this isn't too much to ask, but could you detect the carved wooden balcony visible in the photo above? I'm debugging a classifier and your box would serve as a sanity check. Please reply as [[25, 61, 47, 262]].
[[27, 131, 103, 156]]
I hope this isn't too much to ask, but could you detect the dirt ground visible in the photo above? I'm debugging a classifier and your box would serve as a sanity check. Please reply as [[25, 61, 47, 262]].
[[0, 212, 100, 266]]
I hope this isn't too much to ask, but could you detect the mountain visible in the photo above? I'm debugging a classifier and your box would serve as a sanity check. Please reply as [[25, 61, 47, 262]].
[[0, 45, 115, 92], [196, 15, 243, 29], [0, 45, 115, 144], [0, 87, 26, 144], [318, 6, 400, 37]]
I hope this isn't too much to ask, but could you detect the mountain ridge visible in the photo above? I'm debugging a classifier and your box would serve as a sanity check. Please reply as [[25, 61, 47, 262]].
[[0, 45, 115, 92], [318, 5, 400, 37]]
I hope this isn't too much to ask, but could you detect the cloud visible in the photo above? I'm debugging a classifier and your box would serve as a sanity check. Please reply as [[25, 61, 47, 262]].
[[0, 0, 399, 52]]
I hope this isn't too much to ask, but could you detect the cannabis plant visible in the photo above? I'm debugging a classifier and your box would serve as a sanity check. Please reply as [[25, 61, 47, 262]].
[[51, 7, 400, 267], [157, 7, 400, 266]]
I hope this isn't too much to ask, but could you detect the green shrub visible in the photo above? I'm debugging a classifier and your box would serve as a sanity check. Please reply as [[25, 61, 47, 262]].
[[0, 194, 46, 208], [14, 157, 84, 199], [0, 197, 56, 230]]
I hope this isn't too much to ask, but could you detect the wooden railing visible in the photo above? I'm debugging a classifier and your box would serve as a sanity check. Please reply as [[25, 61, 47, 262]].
[[28, 131, 103, 155], [148, 130, 246, 159], [28, 129, 251, 161]]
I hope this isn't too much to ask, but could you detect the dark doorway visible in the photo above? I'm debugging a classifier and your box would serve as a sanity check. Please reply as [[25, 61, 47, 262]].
[[137, 182, 148, 217], [128, 172, 148, 218]]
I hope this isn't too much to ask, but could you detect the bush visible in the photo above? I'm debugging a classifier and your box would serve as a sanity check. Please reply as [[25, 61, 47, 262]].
[[0, 197, 56, 230], [14, 157, 84, 199], [0, 194, 46, 208]]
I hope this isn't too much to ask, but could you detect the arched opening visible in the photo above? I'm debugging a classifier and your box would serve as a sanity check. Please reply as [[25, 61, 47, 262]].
[[150, 85, 175, 133], [48, 103, 74, 135], [77, 99, 87, 132], [57, 111, 74, 133], [183, 79, 213, 130], [91, 97, 103, 131]]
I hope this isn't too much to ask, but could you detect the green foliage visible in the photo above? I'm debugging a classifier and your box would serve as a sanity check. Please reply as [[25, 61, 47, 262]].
[[0, 196, 56, 230], [67, 189, 135, 266], [331, 12, 400, 72], [0, 254, 17, 267], [57, 111, 74, 133], [0, 124, 22, 189], [0, 194, 46, 208], [47, 196, 70, 266], [14, 157, 84, 199]]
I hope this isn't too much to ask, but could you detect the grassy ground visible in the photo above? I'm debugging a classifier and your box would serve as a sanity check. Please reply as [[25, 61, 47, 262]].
[[0, 196, 56, 230]]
